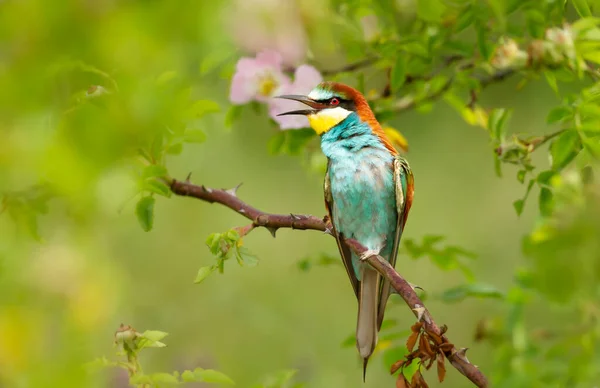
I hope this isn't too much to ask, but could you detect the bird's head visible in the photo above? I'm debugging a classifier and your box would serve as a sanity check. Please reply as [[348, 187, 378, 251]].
[[276, 81, 373, 135]]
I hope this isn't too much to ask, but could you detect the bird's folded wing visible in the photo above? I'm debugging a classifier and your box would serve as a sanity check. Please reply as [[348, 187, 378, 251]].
[[324, 162, 360, 299], [377, 156, 415, 328]]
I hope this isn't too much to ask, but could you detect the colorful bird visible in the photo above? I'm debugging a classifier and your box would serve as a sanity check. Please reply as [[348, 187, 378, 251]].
[[276, 82, 414, 379]]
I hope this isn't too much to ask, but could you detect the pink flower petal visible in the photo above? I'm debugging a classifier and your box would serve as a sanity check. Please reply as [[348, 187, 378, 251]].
[[255, 49, 284, 69], [229, 51, 291, 104], [229, 72, 255, 104], [292, 65, 323, 93]]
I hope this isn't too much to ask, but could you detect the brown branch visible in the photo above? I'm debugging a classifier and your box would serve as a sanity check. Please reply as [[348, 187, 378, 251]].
[[168, 177, 488, 387], [344, 238, 488, 388], [169, 178, 329, 236]]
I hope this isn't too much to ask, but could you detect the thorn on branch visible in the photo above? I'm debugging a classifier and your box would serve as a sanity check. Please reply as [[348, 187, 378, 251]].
[[413, 304, 427, 322], [226, 182, 243, 197], [266, 227, 278, 238], [185, 172, 192, 182]]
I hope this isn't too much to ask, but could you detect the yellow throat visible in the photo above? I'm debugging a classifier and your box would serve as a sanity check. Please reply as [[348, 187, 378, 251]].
[[307, 107, 352, 135]]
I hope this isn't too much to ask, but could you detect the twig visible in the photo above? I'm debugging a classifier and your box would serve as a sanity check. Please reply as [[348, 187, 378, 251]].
[[529, 128, 566, 150], [321, 57, 380, 76], [168, 178, 488, 387], [344, 238, 488, 388], [169, 178, 329, 234]]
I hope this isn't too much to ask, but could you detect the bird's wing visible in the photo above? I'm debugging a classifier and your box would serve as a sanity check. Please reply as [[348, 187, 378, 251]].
[[324, 161, 360, 299], [377, 155, 414, 329]]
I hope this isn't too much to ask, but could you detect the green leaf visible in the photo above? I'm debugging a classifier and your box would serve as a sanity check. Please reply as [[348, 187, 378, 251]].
[[417, 0, 445, 23], [206, 233, 222, 255], [85, 357, 118, 372], [514, 179, 535, 216], [188, 100, 220, 118], [225, 105, 243, 128], [550, 130, 581, 170], [182, 370, 200, 382], [488, 108, 510, 140], [537, 170, 556, 185], [582, 136, 600, 158], [156, 70, 178, 86], [136, 196, 155, 232], [543, 71, 559, 96], [238, 247, 259, 267], [267, 132, 286, 155], [200, 49, 236, 75], [517, 169, 527, 184], [136, 330, 169, 349], [572, 0, 592, 17], [476, 22, 491, 60], [453, 5, 474, 33], [144, 179, 172, 197], [579, 102, 600, 119], [150, 372, 180, 385], [184, 129, 207, 144], [166, 142, 183, 155], [193, 368, 235, 385], [194, 265, 216, 284], [130, 375, 153, 384], [258, 370, 297, 388], [391, 55, 407, 92], [440, 283, 505, 303], [546, 106, 572, 124], [141, 330, 169, 342], [142, 164, 168, 179], [513, 199, 525, 216], [539, 187, 554, 217]]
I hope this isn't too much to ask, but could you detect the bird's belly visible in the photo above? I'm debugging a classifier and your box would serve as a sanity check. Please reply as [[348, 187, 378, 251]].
[[329, 156, 397, 254]]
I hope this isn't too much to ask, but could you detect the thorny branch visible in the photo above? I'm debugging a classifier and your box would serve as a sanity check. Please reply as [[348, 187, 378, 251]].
[[169, 177, 489, 388]]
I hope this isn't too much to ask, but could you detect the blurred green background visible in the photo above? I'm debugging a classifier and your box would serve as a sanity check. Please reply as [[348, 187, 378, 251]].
[[0, 1, 592, 387]]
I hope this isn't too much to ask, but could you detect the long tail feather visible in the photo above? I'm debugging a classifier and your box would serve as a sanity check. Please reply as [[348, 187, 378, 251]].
[[357, 267, 379, 379]]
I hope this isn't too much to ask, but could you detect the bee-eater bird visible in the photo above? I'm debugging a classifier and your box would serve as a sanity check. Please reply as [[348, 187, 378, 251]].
[[276, 82, 414, 379]]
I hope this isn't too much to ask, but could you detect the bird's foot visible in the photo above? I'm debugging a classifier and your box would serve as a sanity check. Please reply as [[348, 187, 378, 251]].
[[359, 249, 380, 262]]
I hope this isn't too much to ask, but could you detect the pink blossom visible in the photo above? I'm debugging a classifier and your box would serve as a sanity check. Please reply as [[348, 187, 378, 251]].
[[229, 50, 291, 104], [268, 64, 323, 130]]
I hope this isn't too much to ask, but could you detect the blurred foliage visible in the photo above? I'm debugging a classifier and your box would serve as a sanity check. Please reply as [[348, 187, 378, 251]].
[[89, 324, 235, 387], [2, 0, 600, 387]]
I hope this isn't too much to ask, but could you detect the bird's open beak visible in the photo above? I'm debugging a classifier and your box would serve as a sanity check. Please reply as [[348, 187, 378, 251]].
[[275, 95, 328, 116]]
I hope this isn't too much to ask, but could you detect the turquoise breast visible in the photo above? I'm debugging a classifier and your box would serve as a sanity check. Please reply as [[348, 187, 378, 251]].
[[321, 113, 398, 279]]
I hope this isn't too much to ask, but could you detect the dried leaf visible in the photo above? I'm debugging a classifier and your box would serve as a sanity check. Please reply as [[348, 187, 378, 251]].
[[425, 354, 436, 370], [390, 359, 405, 375], [437, 353, 446, 382], [411, 370, 429, 388], [406, 330, 419, 352], [440, 324, 448, 335], [396, 373, 410, 388], [411, 322, 424, 333], [421, 334, 434, 357], [426, 330, 442, 345], [439, 342, 455, 352]]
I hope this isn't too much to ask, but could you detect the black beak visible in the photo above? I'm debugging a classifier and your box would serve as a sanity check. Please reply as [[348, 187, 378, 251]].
[[275, 95, 327, 116]]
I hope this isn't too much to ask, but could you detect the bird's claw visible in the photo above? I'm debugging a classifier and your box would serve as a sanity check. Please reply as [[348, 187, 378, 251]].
[[359, 249, 379, 262]]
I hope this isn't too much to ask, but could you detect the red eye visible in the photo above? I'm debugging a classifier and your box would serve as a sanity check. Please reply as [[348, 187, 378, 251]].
[[330, 97, 340, 106]]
